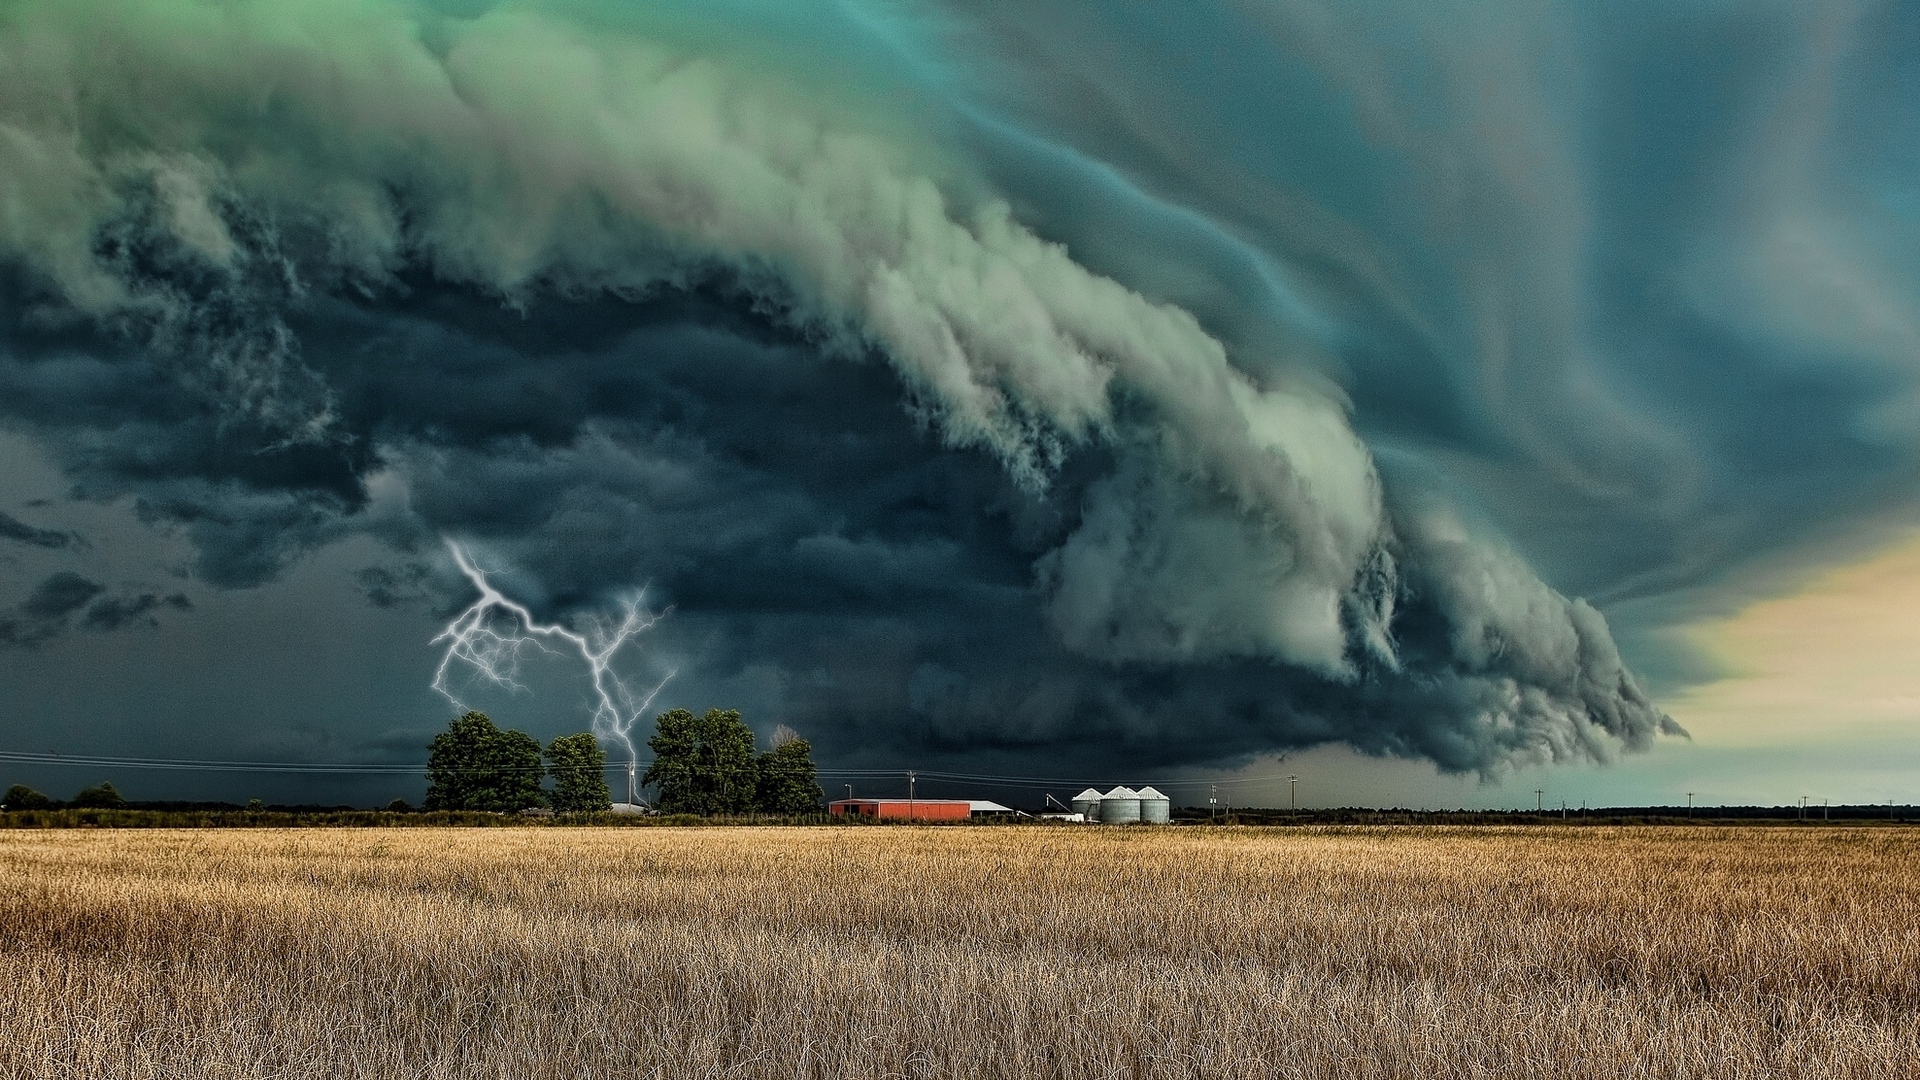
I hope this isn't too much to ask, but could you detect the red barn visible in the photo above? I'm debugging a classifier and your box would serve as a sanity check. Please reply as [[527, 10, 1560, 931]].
[[829, 798, 972, 821]]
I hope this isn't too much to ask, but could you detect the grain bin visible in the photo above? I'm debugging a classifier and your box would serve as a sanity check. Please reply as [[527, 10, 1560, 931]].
[[1135, 786, 1171, 824], [1099, 786, 1141, 824], [1071, 788, 1104, 818]]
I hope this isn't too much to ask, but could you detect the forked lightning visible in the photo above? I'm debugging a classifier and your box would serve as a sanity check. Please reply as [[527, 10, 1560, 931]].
[[432, 540, 674, 769]]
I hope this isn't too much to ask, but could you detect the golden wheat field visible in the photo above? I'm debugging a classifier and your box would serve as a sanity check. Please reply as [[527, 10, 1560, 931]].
[[0, 825, 1915, 1080]]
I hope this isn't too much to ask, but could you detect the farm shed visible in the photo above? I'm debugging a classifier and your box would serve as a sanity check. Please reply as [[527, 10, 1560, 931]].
[[829, 799, 972, 821]]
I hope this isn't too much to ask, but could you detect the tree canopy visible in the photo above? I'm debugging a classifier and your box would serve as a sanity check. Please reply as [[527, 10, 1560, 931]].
[[546, 732, 612, 813], [424, 711, 546, 812], [643, 707, 759, 814], [641, 710, 823, 815], [756, 730, 824, 814], [1, 784, 51, 810], [71, 781, 124, 808]]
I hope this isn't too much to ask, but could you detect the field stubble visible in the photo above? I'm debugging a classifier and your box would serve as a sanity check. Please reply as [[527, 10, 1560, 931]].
[[0, 825, 1915, 1079]]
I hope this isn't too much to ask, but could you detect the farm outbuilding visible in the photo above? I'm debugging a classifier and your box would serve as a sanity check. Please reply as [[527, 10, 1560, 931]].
[[829, 799, 972, 821]]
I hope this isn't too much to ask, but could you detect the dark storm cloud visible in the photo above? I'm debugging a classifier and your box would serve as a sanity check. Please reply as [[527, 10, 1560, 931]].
[[33, 0, 1920, 777], [20, 572, 103, 622], [0, 511, 74, 550], [81, 592, 192, 633], [0, 570, 192, 648]]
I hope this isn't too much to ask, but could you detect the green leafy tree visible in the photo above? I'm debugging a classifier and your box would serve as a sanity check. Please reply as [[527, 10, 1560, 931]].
[[546, 732, 612, 813], [424, 711, 546, 812], [2, 785, 51, 810], [643, 708, 758, 815], [755, 727, 823, 814], [71, 781, 125, 808]]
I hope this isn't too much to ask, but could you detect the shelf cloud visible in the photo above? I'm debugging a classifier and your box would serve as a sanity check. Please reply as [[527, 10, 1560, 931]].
[[19, 0, 1907, 778]]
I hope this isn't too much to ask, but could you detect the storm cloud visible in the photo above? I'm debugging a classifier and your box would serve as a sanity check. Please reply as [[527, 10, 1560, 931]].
[[0, 510, 76, 550], [16, 0, 1904, 779]]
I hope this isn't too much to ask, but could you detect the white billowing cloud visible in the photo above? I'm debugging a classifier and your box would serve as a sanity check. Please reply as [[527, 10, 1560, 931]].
[[0, 0, 1672, 765], [0, 0, 1389, 667], [1042, 379, 1385, 673]]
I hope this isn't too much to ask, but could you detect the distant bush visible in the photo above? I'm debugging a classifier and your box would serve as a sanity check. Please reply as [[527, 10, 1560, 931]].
[[71, 782, 125, 808], [1, 785, 51, 810]]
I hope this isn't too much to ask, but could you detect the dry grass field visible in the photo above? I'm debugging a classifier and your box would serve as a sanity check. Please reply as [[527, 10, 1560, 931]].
[[0, 826, 1915, 1079]]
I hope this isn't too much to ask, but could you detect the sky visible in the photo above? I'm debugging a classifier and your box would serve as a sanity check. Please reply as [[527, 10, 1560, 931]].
[[1, 0, 1918, 809]]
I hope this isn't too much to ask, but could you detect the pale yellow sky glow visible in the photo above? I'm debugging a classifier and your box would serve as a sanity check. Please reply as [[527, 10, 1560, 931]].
[[1666, 529, 1920, 748]]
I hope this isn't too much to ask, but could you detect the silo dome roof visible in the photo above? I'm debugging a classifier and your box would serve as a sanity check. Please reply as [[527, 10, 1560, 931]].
[[1134, 786, 1168, 800], [1073, 789, 1103, 801], [1103, 786, 1137, 799]]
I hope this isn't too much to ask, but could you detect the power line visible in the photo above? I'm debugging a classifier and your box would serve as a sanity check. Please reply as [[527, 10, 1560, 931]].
[[810, 767, 1293, 789], [0, 750, 428, 774]]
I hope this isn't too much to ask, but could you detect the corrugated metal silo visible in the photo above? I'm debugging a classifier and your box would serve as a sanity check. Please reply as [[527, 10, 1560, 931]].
[[1071, 788, 1104, 819], [1135, 786, 1171, 824], [1099, 786, 1141, 824]]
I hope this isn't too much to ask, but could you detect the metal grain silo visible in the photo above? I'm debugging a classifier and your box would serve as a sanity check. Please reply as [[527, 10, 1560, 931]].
[[1135, 786, 1171, 824], [1099, 786, 1141, 824], [1071, 788, 1104, 819]]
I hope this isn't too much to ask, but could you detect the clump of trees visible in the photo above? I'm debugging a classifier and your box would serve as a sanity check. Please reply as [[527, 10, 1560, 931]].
[[420, 707, 821, 816], [424, 712, 612, 813], [1, 785, 51, 810], [643, 709, 822, 815]]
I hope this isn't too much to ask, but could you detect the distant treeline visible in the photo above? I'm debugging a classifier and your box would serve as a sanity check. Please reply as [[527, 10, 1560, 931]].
[[1, 706, 828, 820]]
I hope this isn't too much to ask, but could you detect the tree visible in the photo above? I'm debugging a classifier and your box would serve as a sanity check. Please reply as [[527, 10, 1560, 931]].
[[71, 781, 125, 808], [1, 785, 51, 810], [546, 732, 612, 813], [755, 727, 823, 814], [424, 711, 546, 812], [642, 708, 758, 815]]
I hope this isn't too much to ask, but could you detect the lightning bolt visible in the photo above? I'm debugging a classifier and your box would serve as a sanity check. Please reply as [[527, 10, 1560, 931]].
[[431, 539, 674, 772]]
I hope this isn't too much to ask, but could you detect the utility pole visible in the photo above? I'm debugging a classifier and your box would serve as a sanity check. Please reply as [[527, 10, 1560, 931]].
[[1288, 775, 1298, 813], [1534, 789, 1544, 813], [1823, 799, 1829, 822], [1686, 792, 1693, 818], [845, 784, 853, 803], [627, 761, 637, 807], [1209, 784, 1218, 823], [908, 770, 916, 822], [1799, 795, 1807, 821]]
